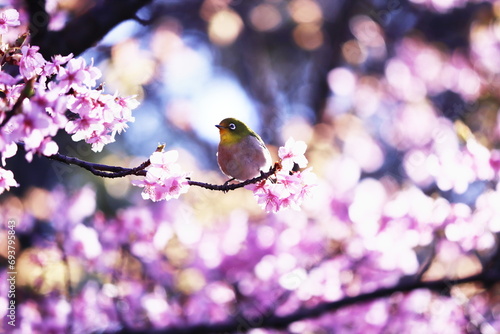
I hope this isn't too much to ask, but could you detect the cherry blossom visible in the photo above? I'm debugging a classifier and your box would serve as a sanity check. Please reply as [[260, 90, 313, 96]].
[[42, 53, 73, 77], [110, 95, 139, 134], [0, 8, 20, 34], [246, 181, 290, 212], [0, 140, 17, 165], [56, 57, 101, 92], [64, 90, 137, 152], [278, 137, 308, 171], [132, 150, 191, 201], [0, 7, 139, 184], [245, 141, 317, 212], [19, 45, 46, 79]]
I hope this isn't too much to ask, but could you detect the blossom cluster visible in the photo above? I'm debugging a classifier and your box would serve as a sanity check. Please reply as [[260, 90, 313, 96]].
[[0, 8, 138, 194], [132, 150, 191, 202], [246, 138, 316, 212], [132, 138, 316, 212]]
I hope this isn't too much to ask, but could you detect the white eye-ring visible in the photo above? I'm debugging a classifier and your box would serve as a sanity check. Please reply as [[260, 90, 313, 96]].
[[229, 123, 236, 130]]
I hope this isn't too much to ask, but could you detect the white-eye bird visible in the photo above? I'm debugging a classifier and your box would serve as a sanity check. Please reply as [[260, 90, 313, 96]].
[[215, 118, 272, 181]]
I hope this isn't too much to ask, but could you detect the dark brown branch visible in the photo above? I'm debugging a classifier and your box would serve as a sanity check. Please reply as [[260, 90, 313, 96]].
[[47, 152, 150, 178], [26, 0, 49, 43], [31, 0, 154, 58], [45, 152, 278, 189], [187, 164, 279, 192], [114, 270, 500, 334]]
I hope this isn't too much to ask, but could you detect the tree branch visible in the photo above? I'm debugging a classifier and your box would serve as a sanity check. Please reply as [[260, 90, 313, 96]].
[[26, 0, 49, 44], [31, 0, 154, 58], [114, 270, 500, 334], [45, 152, 279, 190], [47, 152, 150, 178]]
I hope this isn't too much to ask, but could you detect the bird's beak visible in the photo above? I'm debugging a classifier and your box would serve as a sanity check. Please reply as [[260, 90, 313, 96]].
[[215, 125, 225, 129]]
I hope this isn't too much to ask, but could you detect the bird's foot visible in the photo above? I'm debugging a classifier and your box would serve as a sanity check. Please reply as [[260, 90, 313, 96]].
[[223, 177, 236, 186], [222, 178, 235, 193], [260, 170, 276, 183]]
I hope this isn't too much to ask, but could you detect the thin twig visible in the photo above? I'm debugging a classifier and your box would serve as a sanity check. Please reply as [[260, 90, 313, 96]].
[[187, 163, 279, 192]]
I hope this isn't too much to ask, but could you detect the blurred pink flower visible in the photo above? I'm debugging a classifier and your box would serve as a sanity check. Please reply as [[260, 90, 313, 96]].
[[0, 8, 20, 34], [141, 290, 173, 328], [66, 223, 103, 260], [109, 95, 137, 134], [489, 149, 500, 174], [0, 167, 18, 194], [0, 71, 19, 85], [0, 141, 17, 166], [246, 138, 316, 212]]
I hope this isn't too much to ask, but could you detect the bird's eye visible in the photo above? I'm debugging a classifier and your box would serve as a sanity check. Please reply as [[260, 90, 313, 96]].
[[229, 123, 236, 130]]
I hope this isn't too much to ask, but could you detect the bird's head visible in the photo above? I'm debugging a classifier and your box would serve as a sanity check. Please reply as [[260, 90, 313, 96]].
[[215, 118, 253, 145]]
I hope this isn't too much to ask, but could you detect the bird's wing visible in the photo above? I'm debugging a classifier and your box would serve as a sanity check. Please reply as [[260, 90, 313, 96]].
[[249, 130, 267, 148]]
